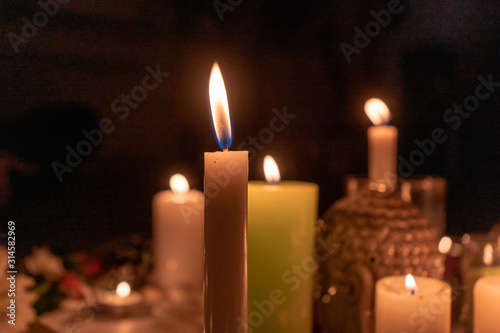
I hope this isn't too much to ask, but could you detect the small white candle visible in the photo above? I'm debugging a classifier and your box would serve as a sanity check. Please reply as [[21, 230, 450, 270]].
[[98, 282, 142, 308], [365, 98, 398, 182], [474, 276, 500, 333], [375, 275, 451, 333], [204, 62, 248, 333], [152, 174, 204, 292]]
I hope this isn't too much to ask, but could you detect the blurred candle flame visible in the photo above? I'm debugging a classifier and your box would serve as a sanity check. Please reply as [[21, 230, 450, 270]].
[[209, 62, 232, 150], [364, 98, 391, 125], [405, 274, 418, 295], [116, 282, 131, 298], [170, 174, 190, 194], [264, 155, 281, 185], [483, 244, 494, 266], [438, 236, 453, 254]]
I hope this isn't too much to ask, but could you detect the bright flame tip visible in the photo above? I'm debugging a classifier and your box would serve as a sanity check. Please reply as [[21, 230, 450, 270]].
[[209, 62, 232, 150], [405, 274, 418, 295], [438, 236, 453, 254], [170, 174, 190, 194], [116, 282, 131, 298], [264, 155, 281, 184], [364, 98, 392, 126]]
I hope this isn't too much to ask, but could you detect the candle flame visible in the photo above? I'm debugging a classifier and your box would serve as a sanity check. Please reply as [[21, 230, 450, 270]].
[[364, 98, 391, 125], [438, 236, 453, 254], [264, 155, 281, 185], [483, 244, 494, 266], [169, 174, 190, 194], [116, 282, 131, 298], [209, 62, 232, 150], [405, 274, 418, 295]]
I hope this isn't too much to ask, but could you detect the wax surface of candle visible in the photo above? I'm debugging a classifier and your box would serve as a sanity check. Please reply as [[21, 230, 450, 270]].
[[152, 175, 204, 292], [204, 151, 248, 333], [474, 275, 500, 333], [375, 275, 451, 333], [248, 180, 318, 333]]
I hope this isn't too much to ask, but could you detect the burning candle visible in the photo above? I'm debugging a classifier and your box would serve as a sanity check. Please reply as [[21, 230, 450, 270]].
[[204, 62, 248, 333], [248, 155, 318, 333], [474, 276, 500, 333], [97, 281, 142, 309], [375, 275, 451, 333], [364, 98, 398, 183], [152, 173, 204, 294]]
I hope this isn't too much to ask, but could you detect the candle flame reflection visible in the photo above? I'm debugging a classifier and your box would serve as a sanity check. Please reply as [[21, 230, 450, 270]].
[[405, 274, 418, 295], [116, 282, 131, 298], [209, 62, 232, 150], [170, 174, 190, 194], [364, 98, 391, 126], [264, 155, 281, 185]]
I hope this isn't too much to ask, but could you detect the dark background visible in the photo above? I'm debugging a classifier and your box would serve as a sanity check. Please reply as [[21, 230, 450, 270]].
[[0, 0, 499, 255]]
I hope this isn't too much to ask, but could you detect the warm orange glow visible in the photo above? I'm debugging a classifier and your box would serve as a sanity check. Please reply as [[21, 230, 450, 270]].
[[483, 244, 494, 266], [209, 62, 232, 150], [264, 155, 281, 184], [116, 282, 131, 298], [364, 98, 391, 125], [405, 274, 418, 295], [438, 236, 453, 254], [462, 233, 471, 245], [170, 174, 190, 194]]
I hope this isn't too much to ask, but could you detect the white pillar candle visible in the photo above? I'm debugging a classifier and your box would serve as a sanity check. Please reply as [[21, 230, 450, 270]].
[[205, 62, 248, 333], [365, 98, 398, 182], [474, 276, 500, 333], [152, 174, 204, 292], [375, 275, 451, 333]]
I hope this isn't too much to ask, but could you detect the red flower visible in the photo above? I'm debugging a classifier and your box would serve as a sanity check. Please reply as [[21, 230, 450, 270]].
[[59, 273, 84, 299]]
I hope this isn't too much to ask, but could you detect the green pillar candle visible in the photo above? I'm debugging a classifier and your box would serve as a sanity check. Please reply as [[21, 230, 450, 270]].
[[248, 156, 319, 333]]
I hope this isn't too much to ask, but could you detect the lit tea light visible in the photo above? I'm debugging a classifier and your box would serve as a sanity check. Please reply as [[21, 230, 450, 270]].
[[375, 275, 451, 333], [97, 281, 142, 308]]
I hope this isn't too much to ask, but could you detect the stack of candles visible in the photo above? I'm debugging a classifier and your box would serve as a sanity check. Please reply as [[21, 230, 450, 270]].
[[151, 63, 500, 333]]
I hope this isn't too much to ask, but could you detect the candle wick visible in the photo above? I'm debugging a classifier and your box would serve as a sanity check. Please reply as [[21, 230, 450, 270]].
[[223, 148, 229, 152], [411, 289, 415, 295]]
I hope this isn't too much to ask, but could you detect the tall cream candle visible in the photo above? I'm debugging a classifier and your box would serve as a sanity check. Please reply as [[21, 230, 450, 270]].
[[204, 62, 248, 333], [365, 98, 398, 182], [152, 174, 204, 293], [375, 275, 451, 333], [474, 276, 500, 333]]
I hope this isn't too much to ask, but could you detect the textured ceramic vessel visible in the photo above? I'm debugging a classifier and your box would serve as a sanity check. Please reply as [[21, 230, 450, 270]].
[[316, 178, 445, 333]]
